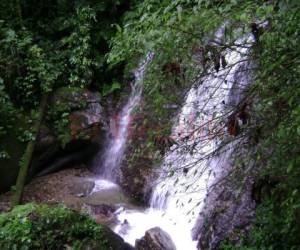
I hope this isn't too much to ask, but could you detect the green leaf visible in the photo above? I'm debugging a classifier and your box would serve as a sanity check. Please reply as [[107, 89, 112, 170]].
[[102, 82, 121, 97]]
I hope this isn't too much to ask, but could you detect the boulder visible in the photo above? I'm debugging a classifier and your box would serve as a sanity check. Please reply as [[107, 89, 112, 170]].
[[102, 226, 134, 250], [119, 114, 157, 204], [30, 87, 108, 178], [135, 227, 176, 250], [49, 87, 107, 142], [87, 204, 117, 226], [70, 178, 95, 197], [89, 204, 116, 215], [120, 163, 154, 203]]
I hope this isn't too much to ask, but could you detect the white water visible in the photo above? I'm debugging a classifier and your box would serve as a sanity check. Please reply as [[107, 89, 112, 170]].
[[113, 36, 253, 249], [93, 34, 253, 249], [92, 179, 119, 193], [100, 53, 154, 180]]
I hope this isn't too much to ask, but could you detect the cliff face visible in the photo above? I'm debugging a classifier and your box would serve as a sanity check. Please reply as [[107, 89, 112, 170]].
[[192, 146, 257, 249], [191, 55, 258, 250], [0, 87, 107, 194], [111, 81, 186, 204]]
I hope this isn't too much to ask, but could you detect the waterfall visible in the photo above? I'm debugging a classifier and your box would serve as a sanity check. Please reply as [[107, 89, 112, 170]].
[[99, 53, 154, 181], [114, 34, 254, 249]]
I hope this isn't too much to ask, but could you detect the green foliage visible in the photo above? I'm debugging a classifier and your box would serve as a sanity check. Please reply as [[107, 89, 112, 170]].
[[63, 6, 96, 87], [102, 81, 122, 97], [107, 0, 276, 179], [0, 0, 130, 157], [109, 0, 300, 247], [0, 204, 109, 250], [108, 0, 275, 119], [0, 78, 16, 158], [108, 0, 268, 65], [0, 0, 299, 247], [220, 2, 300, 250]]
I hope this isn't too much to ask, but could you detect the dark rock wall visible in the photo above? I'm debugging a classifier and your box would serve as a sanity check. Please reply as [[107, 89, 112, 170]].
[[0, 87, 107, 193]]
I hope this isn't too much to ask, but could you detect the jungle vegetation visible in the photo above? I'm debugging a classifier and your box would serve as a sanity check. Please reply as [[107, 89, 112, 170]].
[[0, 0, 299, 249]]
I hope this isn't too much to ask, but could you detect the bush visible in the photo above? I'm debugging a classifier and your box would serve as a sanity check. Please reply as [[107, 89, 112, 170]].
[[0, 204, 109, 250], [220, 1, 300, 249]]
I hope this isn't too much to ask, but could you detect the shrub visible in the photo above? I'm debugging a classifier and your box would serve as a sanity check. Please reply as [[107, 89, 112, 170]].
[[0, 204, 109, 250]]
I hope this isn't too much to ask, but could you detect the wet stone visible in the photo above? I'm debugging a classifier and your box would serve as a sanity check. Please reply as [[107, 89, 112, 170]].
[[135, 227, 176, 250]]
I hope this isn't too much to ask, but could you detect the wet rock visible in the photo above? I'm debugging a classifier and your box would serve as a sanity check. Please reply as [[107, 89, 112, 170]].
[[135, 227, 176, 250], [69, 111, 102, 139], [33, 140, 100, 177], [57, 87, 106, 140], [118, 113, 157, 204], [192, 160, 255, 250], [89, 204, 117, 215], [120, 164, 155, 204], [83, 185, 130, 206], [35, 125, 57, 152], [70, 178, 95, 197], [102, 226, 134, 250], [30, 87, 108, 178], [88, 204, 117, 226], [94, 213, 117, 226], [109, 73, 183, 204], [40, 87, 107, 147]]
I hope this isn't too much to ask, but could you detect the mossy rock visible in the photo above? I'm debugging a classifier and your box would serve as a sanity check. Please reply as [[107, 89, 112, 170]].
[[0, 204, 132, 250]]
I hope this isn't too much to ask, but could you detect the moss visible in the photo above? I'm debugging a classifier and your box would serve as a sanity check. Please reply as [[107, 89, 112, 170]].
[[0, 203, 109, 250]]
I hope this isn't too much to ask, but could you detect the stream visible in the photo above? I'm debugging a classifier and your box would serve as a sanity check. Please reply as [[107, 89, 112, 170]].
[[91, 33, 254, 249]]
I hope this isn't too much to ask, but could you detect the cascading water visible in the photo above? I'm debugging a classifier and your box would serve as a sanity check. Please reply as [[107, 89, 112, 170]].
[[98, 53, 154, 181], [89, 22, 255, 249], [113, 34, 254, 249]]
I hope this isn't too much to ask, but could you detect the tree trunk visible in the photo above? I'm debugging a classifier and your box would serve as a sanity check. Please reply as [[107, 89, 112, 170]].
[[12, 93, 49, 206]]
